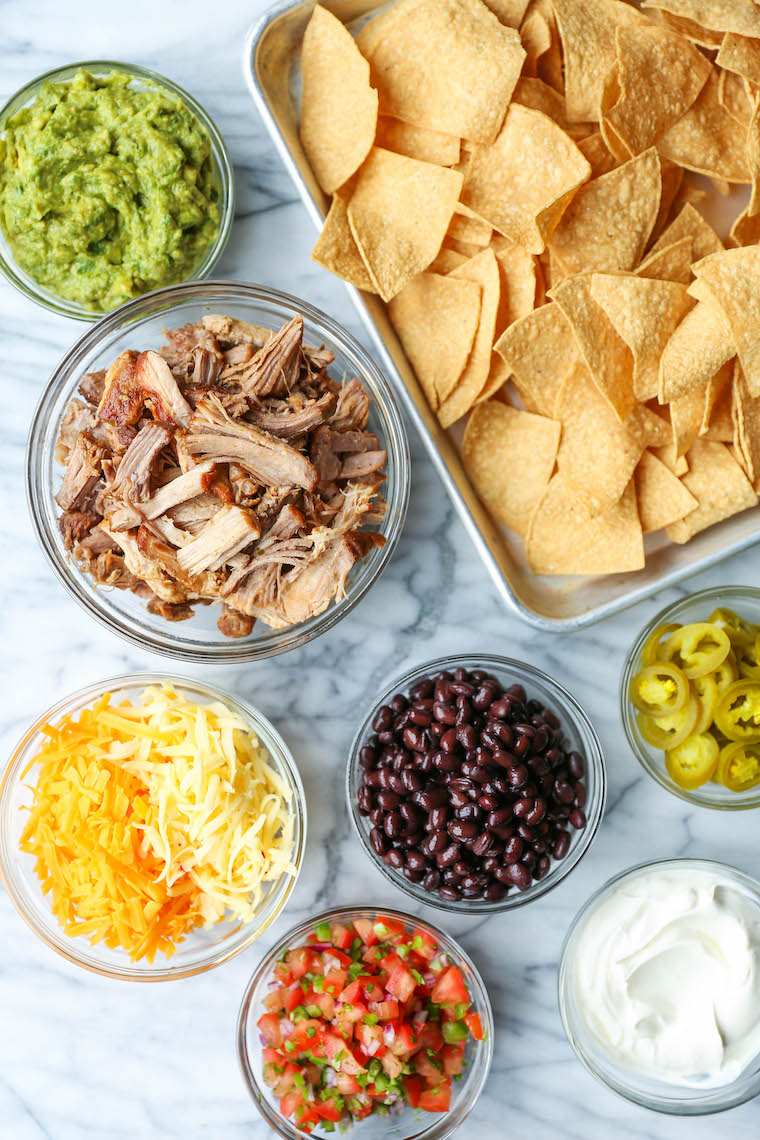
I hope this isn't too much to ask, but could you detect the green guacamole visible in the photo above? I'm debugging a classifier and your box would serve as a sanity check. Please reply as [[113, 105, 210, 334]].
[[0, 69, 221, 311]]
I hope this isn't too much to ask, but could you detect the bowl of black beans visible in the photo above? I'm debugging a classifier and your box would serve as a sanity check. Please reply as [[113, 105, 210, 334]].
[[346, 655, 606, 913]]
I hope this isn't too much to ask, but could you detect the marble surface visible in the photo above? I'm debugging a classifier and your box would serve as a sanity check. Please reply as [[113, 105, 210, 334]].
[[2, 2, 760, 1137]]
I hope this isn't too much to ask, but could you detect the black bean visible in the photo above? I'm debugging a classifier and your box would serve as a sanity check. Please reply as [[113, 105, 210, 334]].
[[403, 727, 427, 752], [471, 832, 493, 857], [360, 745, 378, 769], [438, 886, 461, 901], [447, 820, 479, 841], [568, 751, 585, 779], [384, 811, 403, 839], [386, 848, 404, 869], [534, 855, 551, 880], [569, 808, 587, 830], [369, 808, 384, 827], [406, 849, 427, 873], [574, 784, 587, 809], [357, 786, 374, 814], [377, 790, 402, 811], [507, 763, 528, 789], [428, 806, 449, 831], [504, 835, 524, 864], [513, 797, 534, 819], [403, 864, 424, 883], [553, 831, 570, 859], [433, 701, 457, 725], [401, 769, 423, 794], [484, 881, 507, 901], [410, 679, 434, 700], [437, 843, 461, 868], [516, 822, 536, 844], [553, 778, 575, 804], [507, 862, 532, 890], [370, 827, 388, 856]]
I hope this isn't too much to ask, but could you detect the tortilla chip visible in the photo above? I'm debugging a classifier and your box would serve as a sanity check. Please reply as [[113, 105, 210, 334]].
[[521, 8, 553, 75], [461, 105, 591, 254], [717, 32, 760, 85], [512, 77, 576, 134], [649, 202, 723, 260], [355, 5, 399, 56], [360, 0, 526, 145], [692, 247, 760, 397], [590, 274, 693, 402], [636, 236, 694, 284], [702, 359, 732, 432], [651, 8, 724, 47], [387, 273, 482, 410], [653, 440, 690, 475], [670, 381, 709, 456], [658, 70, 751, 183], [718, 69, 754, 125], [311, 186, 378, 292], [492, 240, 538, 336], [643, 0, 760, 36], [374, 117, 461, 167], [448, 205, 493, 248], [659, 298, 735, 402], [346, 148, 463, 302], [463, 401, 561, 534], [575, 133, 618, 178], [300, 6, 378, 194], [703, 378, 735, 440], [729, 100, 760, 246], [635, 449, 699, 531], [526, 476, 644, 574], [550, 275, 635, 420], [555, 363, 666, 515], [604, 25, 711, 156], [666, 438, 757, 542], [477, 354, 513, 403], [484, 0, 532, 27], [730, 363, 760, 481], [437, 249, 501, 427], [494, 302, 578, 415], [549, 149, 662, 274], [429, 248, 469, 274], [552, 0, 646, 122]]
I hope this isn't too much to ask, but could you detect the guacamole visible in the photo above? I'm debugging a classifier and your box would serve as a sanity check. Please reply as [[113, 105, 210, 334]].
[[0, 70, 221, 311]]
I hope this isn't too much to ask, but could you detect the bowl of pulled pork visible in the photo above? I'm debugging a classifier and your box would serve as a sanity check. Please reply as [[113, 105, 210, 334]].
[[27, 282, 409, 661]]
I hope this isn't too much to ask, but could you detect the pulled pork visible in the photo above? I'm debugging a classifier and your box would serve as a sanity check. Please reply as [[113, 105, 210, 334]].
[[55, 314, 387, 637]]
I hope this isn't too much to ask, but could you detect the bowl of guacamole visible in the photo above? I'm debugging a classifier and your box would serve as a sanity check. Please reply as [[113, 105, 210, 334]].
[[0, 62, 234, 318]]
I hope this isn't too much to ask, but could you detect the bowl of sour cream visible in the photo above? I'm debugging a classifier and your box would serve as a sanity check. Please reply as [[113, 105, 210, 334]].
[[558, 858, 760, 1114]]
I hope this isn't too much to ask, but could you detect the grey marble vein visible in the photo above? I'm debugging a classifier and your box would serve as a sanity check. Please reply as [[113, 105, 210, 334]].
[[2, 2, 760, 1137]]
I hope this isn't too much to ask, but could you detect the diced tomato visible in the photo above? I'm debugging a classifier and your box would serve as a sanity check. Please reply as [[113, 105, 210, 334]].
[[404, 1075, 423, 1108], [334, 1016, 354, 1041], [465, 1011, 484, 1040], [357, 1022, 386, 1057], [415, 1022, 444, 1053], [279, 1089, 302, 1118], [256, 1012, 284, 1048], [338, 1001, 368, 1025], [339, 980, 362, 1004], [414, 1049, 444, 1084], [353, 917, 378, 946], [286, 1019, 324, 1054], [412, 928, 437, 962], [381, 1051, 405, 1078], [273, 961, 293, 986], [323, 968, 348, 995], [294, 1103, 320, 1132], [442, 1042, 465, 1076], [418, 1079, 452, 1113], [284, 984, 305, 1014], [375, 914, 406, 940], [350, 1099, 373, 1121], [262, 1048, 284, 1087], [323, 948, 352, 969], [286, 947, 315, 980], [322, 1033, 365, 1075], [262, 988, 285, 1013], [273, 1062, 299, 1098], [371, 999, 397, 1021], [316, 1099, 342, 1122], [431, 965, 470, 1006], [389, 1021, 417, 1057], [336, 1072, 361, 1096], [331, 923, 354, 951], [380, 954, 416, 1002], [362, 978, 385, 1003]]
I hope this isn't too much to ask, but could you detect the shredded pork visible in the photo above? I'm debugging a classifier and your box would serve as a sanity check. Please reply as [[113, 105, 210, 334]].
[[55, 313, 387, 637]]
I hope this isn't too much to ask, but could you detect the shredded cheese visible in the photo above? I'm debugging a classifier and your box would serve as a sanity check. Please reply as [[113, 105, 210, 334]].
[[20, 684, 296, 962]]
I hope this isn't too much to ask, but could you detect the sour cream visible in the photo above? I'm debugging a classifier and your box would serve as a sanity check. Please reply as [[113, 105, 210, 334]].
[[570, 866, 760, 1087]]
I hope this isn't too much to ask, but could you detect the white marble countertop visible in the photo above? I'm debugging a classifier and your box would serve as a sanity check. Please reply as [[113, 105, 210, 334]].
[[2, 3, 760, 1137]]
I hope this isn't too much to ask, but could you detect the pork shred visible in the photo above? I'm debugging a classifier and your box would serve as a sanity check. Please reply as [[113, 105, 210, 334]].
[[54, 314, 387, 637]]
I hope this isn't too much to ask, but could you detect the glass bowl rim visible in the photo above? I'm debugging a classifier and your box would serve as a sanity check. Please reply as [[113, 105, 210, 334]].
[[236, 903, 495, 1139], [557, 855, 760, 1115], [0, 59, 234, 320], [345, 652, 607, 914], [620, 585, 760, 811], [25, 279, 411, 662], [0, 671, 307, 981]]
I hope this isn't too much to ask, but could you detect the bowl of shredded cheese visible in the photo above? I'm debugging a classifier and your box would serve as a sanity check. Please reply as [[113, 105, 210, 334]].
[[0, 674, 305, 980]]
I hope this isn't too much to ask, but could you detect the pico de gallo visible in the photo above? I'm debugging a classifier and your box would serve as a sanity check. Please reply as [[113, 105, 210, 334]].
[[257, 913, 485, 1133]]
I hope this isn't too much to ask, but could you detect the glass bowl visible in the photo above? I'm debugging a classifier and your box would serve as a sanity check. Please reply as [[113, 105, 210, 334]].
[[0, 673, 306, 981], [621, 586, 760, 810], [558, 857, 760, 1115], [236, 905, 494, 1139], [26, 281, 410, 662], [346, 654, 606, 914], [0, 60, 234, 319]]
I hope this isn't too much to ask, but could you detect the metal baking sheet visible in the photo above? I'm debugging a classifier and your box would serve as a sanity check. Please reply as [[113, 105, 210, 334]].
[[242, 0, 760, 632]]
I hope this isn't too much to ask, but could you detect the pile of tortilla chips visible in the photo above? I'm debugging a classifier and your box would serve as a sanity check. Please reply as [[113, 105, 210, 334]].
[[301, 0, 760, 576]]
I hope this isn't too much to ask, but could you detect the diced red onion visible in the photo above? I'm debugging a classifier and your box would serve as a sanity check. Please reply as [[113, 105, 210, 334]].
[[383, 1024, 396, 1047]]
